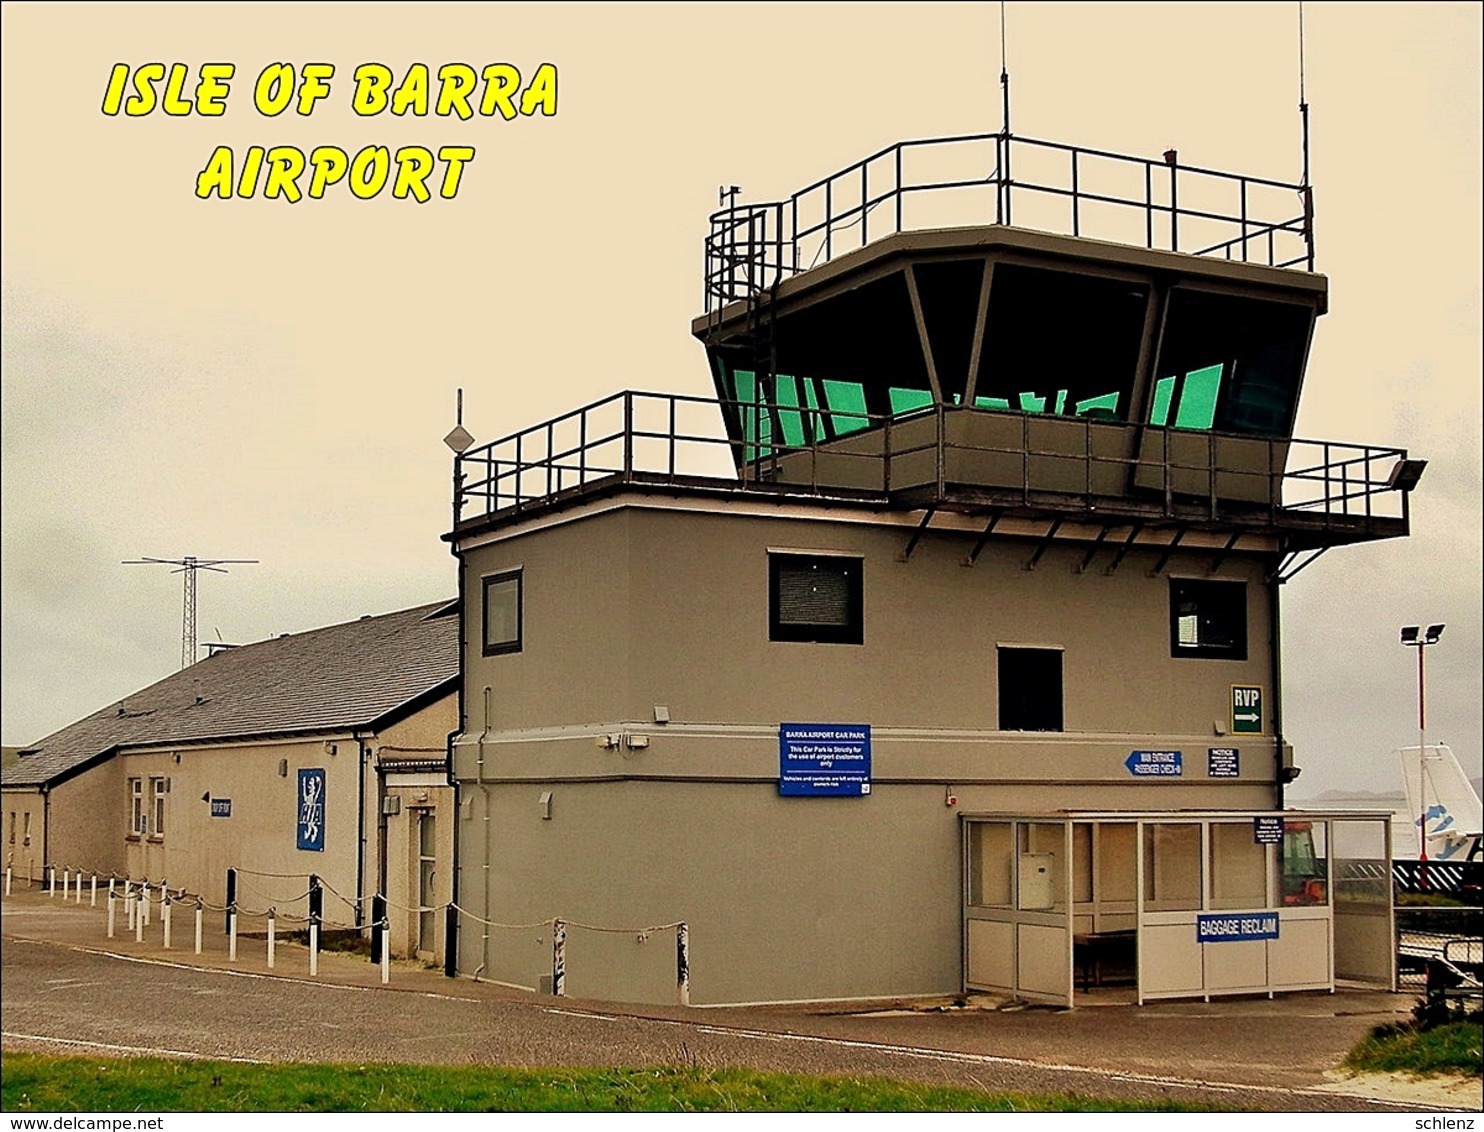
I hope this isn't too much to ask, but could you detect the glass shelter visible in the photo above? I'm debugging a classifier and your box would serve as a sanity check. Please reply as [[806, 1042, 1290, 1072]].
[[963, 811, 1394, 1006]]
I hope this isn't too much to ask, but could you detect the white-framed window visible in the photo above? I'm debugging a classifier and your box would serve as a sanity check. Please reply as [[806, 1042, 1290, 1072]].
[[149, 777, 168, 837], [7, 812, 14, 845], [22, 811, 31, 846], [129, 777, 144, 836]]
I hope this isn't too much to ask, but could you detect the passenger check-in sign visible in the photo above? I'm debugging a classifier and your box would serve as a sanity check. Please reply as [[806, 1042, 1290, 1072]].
[[1125, 750, 1183, 776], [779, 724, 871, 796]]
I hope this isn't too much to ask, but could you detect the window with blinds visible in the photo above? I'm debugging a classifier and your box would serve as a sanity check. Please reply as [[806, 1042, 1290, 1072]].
[[769, 554, 862, 644]]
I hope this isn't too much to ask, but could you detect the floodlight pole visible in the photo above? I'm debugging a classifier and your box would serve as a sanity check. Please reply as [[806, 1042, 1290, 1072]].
[[1400, 624, 1445, 887]]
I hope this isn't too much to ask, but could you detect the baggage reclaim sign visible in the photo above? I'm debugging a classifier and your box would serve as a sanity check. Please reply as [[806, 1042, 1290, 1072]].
[[1198, 912, 1279, 942], [779, 723, 871, 797]]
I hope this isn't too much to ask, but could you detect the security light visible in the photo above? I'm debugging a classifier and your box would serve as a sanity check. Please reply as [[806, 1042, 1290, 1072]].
[[1425, 624, 1445, 644], [1400, 625, 1419, 644], [1385, 459, 1428, 492]]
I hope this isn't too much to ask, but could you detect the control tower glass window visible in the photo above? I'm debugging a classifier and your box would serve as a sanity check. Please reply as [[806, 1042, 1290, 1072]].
[[975, 265, 1149, 421], [1151, 289, 1312, 437]]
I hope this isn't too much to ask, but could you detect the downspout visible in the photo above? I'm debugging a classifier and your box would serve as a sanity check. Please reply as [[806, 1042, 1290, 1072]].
[[1270, 563, 1288, 810], [355, 738, 368, 928], [476, 684, 493, 980], [446, 537, 468, 977], [40, 783, 50, 873]]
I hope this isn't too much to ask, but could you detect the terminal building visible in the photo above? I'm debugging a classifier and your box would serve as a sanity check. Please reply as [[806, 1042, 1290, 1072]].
[[445, 133, 1418, 1006]]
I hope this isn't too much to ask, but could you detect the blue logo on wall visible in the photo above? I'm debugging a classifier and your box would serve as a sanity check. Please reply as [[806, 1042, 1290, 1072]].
[[297, 769, 326, 851], [210, 798, 232, 818], [779, 723, 871, 797]]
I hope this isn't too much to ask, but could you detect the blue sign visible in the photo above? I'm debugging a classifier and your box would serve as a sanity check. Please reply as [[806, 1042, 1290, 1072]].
[[1253, 817, 1284, 844], [779, 723, 871, 797], [210, 798, 232, 818], [297, 768, 326, 851], [1208, 747, 1239, 777], [1198, 913, 1279, 943], [1125, 750, 1183, 777]]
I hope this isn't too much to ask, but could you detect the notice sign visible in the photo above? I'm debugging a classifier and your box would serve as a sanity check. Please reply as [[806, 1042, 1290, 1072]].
[[1253, 817, 1284, 844], [210, 798, 232, 818], [1231, 685, 1264, 735], [779, 723, 871, 797], [1198, 912, 1279, 942], [1125, 750, 1183, 777], [297, 768, 326, 851], [1208, 747, 1240, 778]]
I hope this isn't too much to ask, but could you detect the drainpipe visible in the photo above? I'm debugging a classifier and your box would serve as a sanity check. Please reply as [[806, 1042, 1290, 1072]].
[[476, 685, 493, 980], [40, 784, 50, 874], [1270, 565, 1287, 810], [355, 738, 368, 928]]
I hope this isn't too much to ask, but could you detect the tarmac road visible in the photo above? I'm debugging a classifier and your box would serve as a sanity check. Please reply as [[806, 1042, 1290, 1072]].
[[0, 891, 1471, 1113]]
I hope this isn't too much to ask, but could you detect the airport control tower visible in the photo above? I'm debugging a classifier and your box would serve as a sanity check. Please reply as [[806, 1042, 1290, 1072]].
[[447, 129, 1422, 1005]]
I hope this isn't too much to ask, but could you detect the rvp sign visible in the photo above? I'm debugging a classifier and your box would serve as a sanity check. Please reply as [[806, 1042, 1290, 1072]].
[[1231, 685, 1263, 735]]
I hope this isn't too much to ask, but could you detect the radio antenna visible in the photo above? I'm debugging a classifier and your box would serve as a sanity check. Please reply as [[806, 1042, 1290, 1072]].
[[999, 0, 1011, 137], [124, 556, 257, 668], [1298, 1, 1311, 187]]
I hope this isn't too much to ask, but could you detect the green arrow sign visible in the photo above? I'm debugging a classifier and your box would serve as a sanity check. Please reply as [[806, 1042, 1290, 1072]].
[[1231, 685, 1263, 735]]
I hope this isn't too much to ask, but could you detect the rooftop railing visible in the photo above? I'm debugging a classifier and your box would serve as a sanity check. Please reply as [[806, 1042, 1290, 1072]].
[[453, 391, 1407, 540], [704, 133, 1314, 313]]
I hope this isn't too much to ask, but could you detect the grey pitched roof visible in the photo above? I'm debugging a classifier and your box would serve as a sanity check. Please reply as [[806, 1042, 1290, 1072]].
[[2, 600, 458, 788]]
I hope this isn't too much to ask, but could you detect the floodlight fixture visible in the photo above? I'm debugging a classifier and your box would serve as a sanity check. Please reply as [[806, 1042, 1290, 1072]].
[[1386, 459, 1428, 492], [1400, 625, 1419, 644], [1424, 624, 1445, 644]]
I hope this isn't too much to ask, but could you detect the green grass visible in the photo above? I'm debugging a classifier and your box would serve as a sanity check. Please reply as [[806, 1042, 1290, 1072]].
[[1344, 1020, 1483, 1078], [0, 1054, 1209, 1113]]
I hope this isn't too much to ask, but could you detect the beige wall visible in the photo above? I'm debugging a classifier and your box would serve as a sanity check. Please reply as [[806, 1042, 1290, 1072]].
[[118, 735, 365, 915], [49, 762, 127, 879], [2, 787, 45, 884], [453, 499, 1286, 1002]]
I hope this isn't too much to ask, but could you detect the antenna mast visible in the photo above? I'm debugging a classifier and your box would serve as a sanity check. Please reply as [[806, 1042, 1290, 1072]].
[[1298, 1, 1310, 187], [999, 1, 1011, 137], [123, 556, 257, 668]]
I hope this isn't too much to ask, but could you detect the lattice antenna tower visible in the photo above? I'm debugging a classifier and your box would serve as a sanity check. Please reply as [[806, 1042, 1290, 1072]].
[[123, 556, 258, 668]]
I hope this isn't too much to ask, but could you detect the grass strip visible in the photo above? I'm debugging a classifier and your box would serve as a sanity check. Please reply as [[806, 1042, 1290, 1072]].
[[1, 1053, 1209, 1113], [1344, 1020, 1483, 1078]]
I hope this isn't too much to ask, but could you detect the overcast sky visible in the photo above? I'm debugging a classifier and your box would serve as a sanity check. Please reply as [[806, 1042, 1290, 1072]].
[[3, 3, 1479, 798]]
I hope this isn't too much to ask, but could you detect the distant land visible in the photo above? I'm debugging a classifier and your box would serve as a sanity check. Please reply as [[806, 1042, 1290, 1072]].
[[1290, 778, 1482, 806]]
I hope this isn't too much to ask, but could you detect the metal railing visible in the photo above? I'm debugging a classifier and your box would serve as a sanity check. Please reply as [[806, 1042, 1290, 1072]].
[[453, 391, 1406, 533], [705, 133, 1313, 312]]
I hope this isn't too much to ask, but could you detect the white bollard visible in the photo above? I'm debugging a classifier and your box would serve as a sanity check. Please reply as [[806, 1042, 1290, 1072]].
[[125, 884, 136, 930], [75, 872, 83, 904], [381, 922, 390, 985], [309, 922, 319, 977], [63, 868, 71, 900], [108, 877, 116, 901], [141, 883, 150, 926], [5, 867, 11, 897], [47, 866, 55, 896], [134, 899, 143, 942], [228, 910, 238, 961], [162, 895, 172, 949], [107, 895, 116, 938], [267, 910, 276, 969], [194, 904, 203, 955], [90, 874, 98, 907]]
